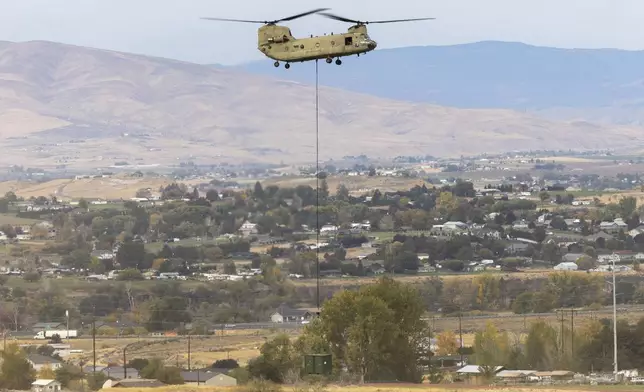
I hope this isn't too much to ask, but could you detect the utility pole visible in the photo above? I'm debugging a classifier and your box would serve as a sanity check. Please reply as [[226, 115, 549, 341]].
[[188, 334, 191, 371], [557, 309, 565, 355], [66, 310, 69, 342], [570, 308, 577, 356], [458, 311, 463, 363], [92, 305, 96, 373], [123, 344, 128, 378], [612, 258, 618, 377]]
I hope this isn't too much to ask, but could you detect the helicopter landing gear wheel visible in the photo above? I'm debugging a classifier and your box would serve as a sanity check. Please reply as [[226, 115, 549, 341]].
[[325, 57, 332, 64], [274, 61, 279, 67], [284, 63, 290, 69], [335, 59, 342, 65]]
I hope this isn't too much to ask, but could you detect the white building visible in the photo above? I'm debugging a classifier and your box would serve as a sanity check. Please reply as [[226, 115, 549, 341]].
[[553, 262, 578, 271]]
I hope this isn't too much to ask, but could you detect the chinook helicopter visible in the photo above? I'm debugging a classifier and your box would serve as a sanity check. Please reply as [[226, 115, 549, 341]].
[[201, 9, 434, 68]]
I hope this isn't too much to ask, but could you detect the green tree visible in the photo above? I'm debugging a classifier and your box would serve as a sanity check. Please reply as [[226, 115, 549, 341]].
[[524, 321, 560, 370], [140, 358, 184, 384], [336, 184, 350, 202], [0, 343, 36, 390], [472, 322, 512, 368], [206, 189, 220, 202], [224, 261, 237, 275], [300, 277, 428, 383], [86, 372, 107, 391], [253, 182, 265, 200], [511, 292, 534, 314], [54, 364, 83, 388], [247, 334, 298, 383]]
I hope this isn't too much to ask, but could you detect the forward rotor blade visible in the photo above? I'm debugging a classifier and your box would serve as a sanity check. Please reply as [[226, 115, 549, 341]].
[[201, 17, 267, 24], [367, 17, 436, 24], [319, 12, 435, 24], [318, 12, 361, 24], [277, 8, 331, 22]]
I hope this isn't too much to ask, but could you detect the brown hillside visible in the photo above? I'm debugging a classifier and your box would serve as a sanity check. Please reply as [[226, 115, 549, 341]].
[[0, 40, 643, 168]]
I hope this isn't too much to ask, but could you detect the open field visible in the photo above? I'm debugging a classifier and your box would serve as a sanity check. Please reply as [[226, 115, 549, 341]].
[[595, 191, 644, 206], [0, 213, 40, 225], [293, 268, 644, 288], [14, 330, 288, 368], [260, 176, 428, 194], [0, 175, 207, 200]]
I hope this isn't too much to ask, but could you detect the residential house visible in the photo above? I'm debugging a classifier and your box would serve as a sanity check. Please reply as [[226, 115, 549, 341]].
[[629, 225, 644, 238], [319, 225, 338, 234], [27, 354, 63, 371], [599, 219, 628, 233], [180, 371, 237, 386], [270, 304, 313, 323], [350, 222, 371, 231], [238, 221, 258, 237], [31, 379, 61, 392], [598, 253, 620, 265], [430, 221, 469, 237], [614, 250, 637, 263], [505, 241, 530, 254], [91, 249, 115, 261], [586, 231, 614, 242], [101, 366, 140, 380], [444, 221, 469, 231], [564, 219, 582, 232], [512, 220, 530, 230]]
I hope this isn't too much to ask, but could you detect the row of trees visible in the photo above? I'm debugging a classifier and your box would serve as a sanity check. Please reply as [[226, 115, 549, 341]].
[[242, 277, 644, 385]]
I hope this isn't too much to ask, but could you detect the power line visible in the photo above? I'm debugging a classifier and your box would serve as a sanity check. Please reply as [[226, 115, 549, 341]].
[[315, 58, 320, 314]]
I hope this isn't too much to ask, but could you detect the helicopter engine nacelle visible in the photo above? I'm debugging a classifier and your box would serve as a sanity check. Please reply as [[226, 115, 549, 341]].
[[258, 25, 293, 46]]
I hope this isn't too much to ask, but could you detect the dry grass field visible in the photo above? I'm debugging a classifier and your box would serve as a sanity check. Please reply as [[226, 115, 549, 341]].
[[292, 269, 641, 289], [260, 176, 428, 194], [101, 385, 644, 392], [14, 330, 290, 369], [0, 175, 206, 200], [595, 191, 644, 206]]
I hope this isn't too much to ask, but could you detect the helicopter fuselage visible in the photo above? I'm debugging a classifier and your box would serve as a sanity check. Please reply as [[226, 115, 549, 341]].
[[257, 24, 377, 62]]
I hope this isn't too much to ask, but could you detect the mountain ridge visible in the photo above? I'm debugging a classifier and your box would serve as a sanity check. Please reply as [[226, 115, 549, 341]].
[[0, 40, 642, 169], [235, 40, 644, 125]]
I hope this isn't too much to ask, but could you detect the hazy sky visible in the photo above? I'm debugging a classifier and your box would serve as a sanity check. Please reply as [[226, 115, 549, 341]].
[[0, 0, 640, 65]]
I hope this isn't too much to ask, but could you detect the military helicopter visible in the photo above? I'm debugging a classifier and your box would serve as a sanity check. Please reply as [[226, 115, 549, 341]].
[[201, 9, 434, 69]]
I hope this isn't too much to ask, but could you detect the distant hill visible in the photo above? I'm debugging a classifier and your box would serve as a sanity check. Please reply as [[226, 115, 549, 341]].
[[0, 40, 643, 169], [236, 41, 644, 125]]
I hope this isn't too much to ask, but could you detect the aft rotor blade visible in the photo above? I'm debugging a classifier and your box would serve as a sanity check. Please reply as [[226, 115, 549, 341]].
[[318, 12, 362, 24], [277, 8, 331, 22], [367, 17, 436, 24], [201, 17, 267, 24]]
